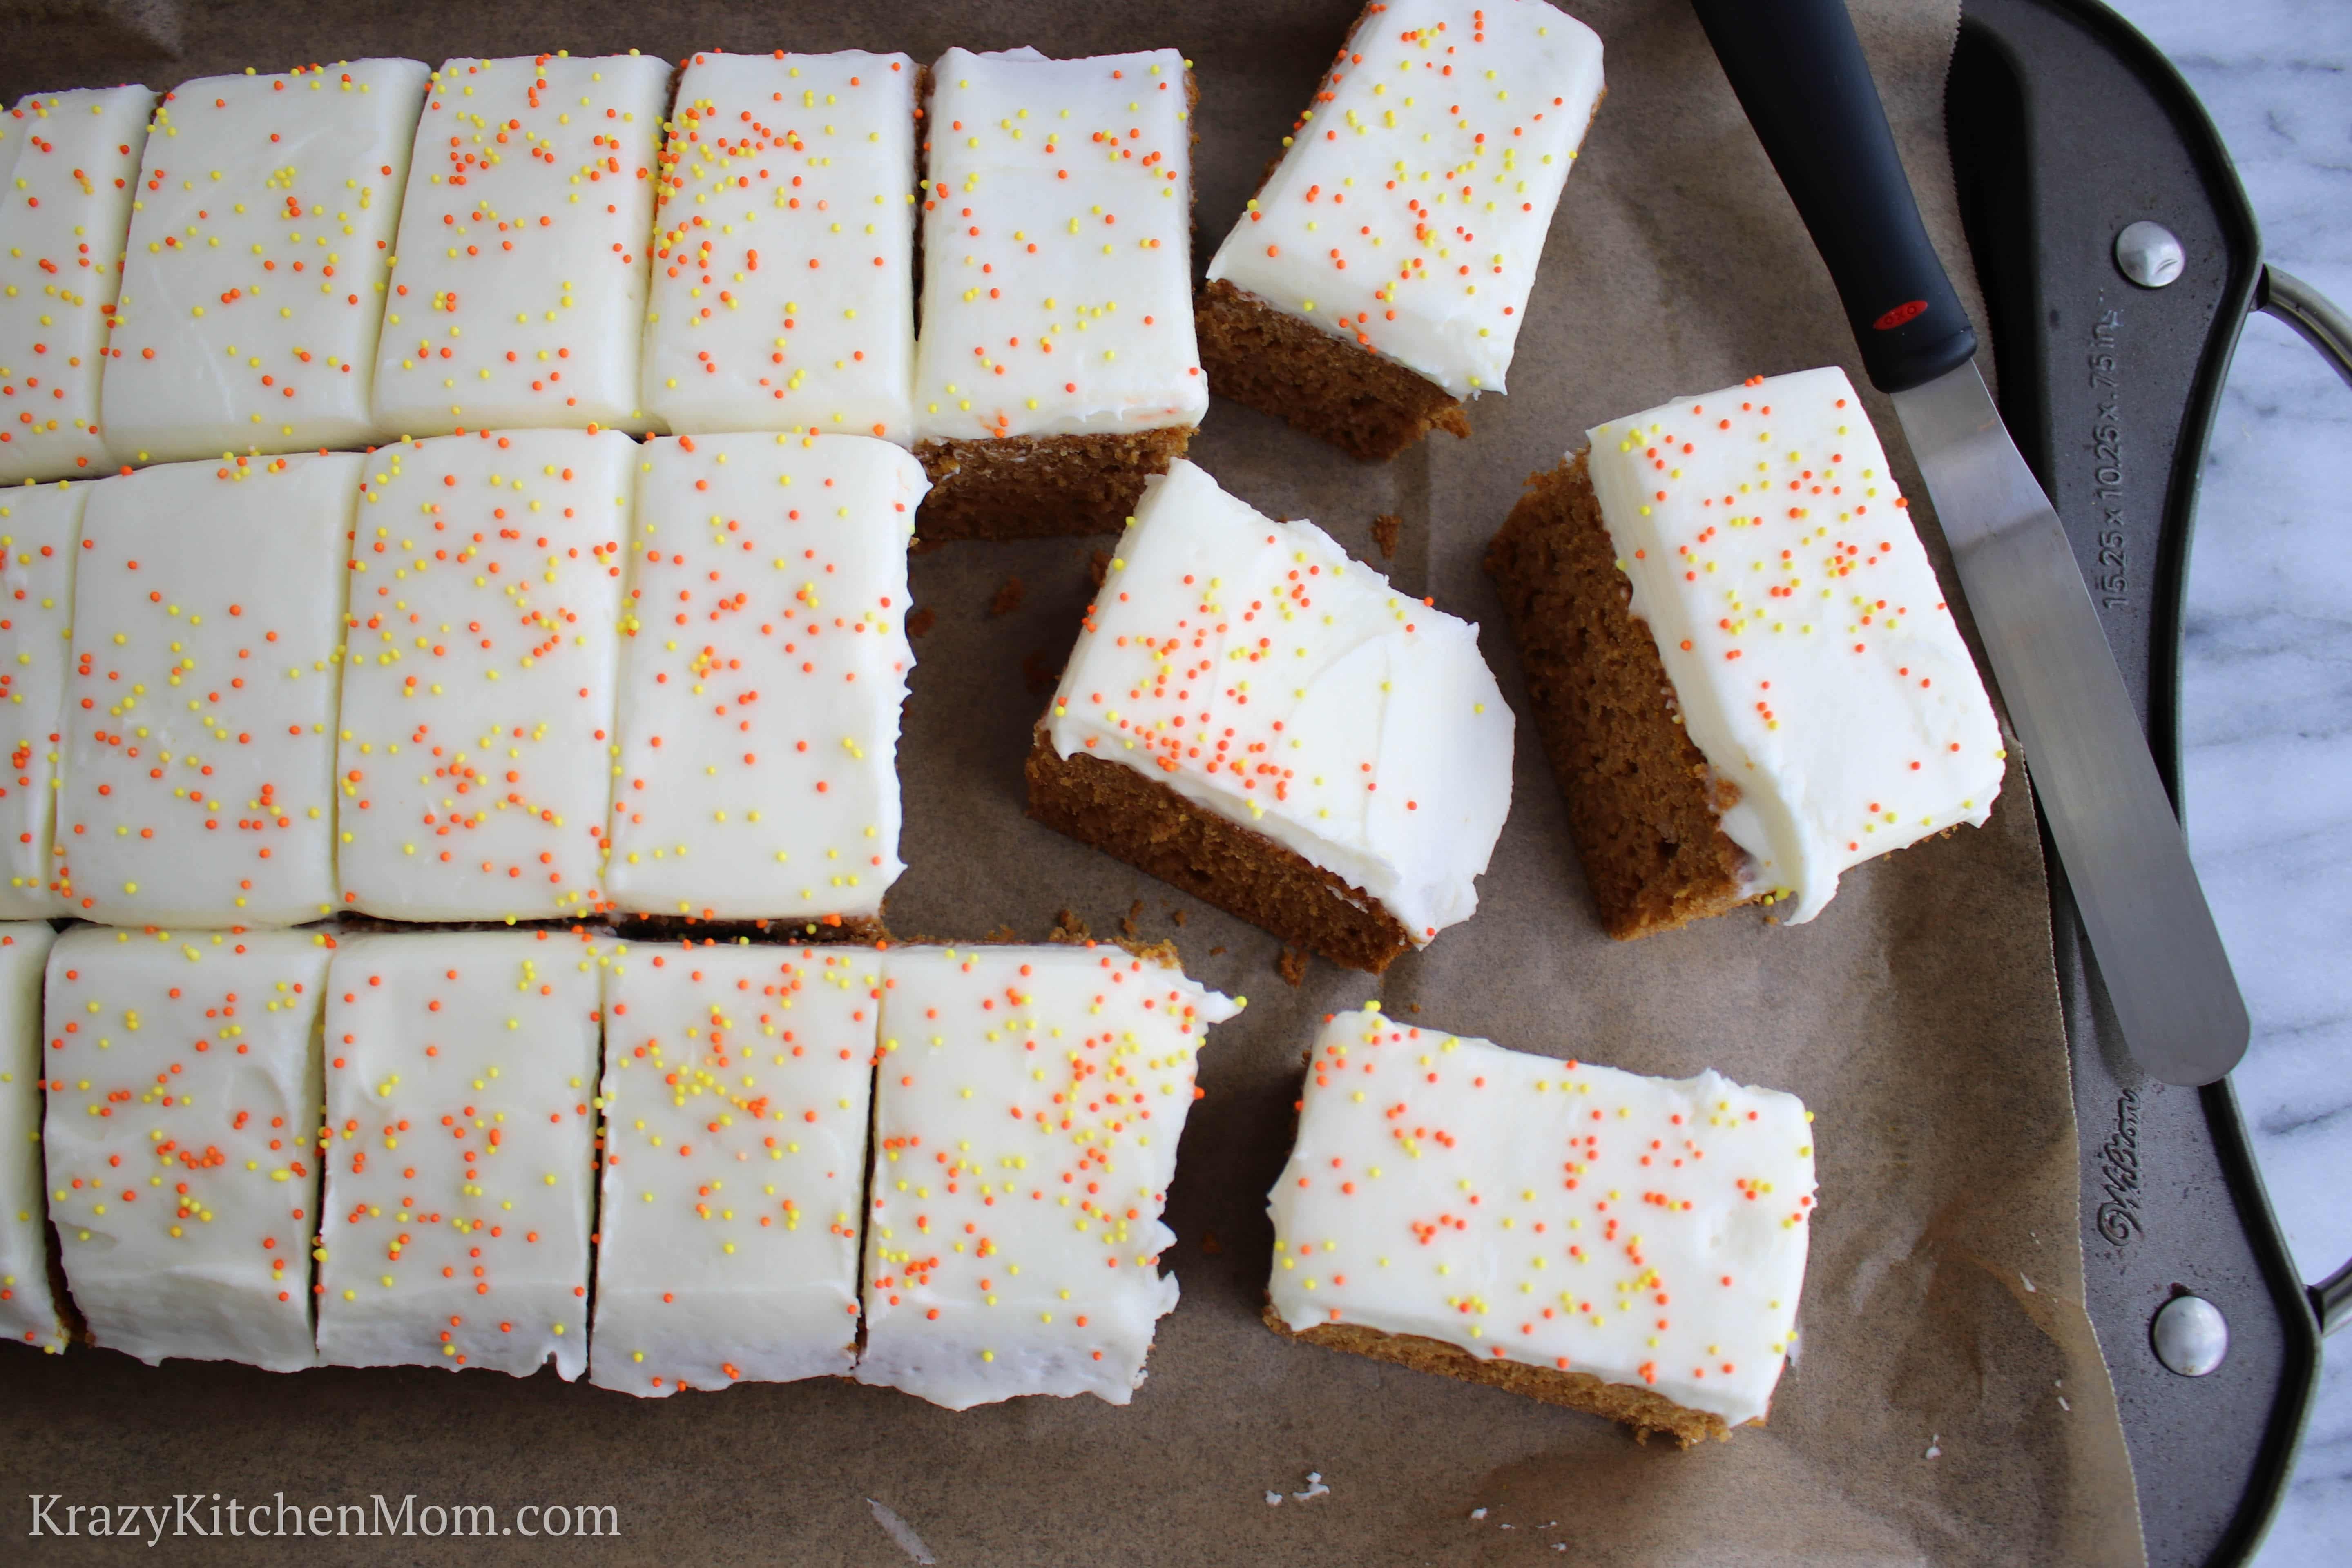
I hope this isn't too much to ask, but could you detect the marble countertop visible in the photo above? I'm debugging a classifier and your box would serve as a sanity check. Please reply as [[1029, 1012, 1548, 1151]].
[[2107, 2, 2351, 1561]]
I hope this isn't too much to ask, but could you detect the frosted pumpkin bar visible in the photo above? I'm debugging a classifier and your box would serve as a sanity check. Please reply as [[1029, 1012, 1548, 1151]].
[[1031, 457, 1513, 972], [1265, 1006, 1816, 1445], [56, 452, 355, 928], [642, 51, 918, 441], [1484, 365, 2005, 936], [0, 85, 152, 480], [0, 478, 83, 918], [315, 928, 605, 1379], [373, 53, 668, 438], [0, 921, 62, 1353], [1199, 0, 1604, 460], [42, 926, 331, 1372], [910, 48, 1205, 539], [588, 941, 878, 1395], [856, 943, 1241, 1409], [102, 60, 428, 465]]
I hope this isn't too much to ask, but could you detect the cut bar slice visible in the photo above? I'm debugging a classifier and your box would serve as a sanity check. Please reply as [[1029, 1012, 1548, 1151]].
[[0, 86, 152, 481], [1200, 0, 1604, 460], [856, 942, 1240, 1410], [1485, 366, 2005, 936], [643, 51, 918, 441], [315, 928, 605, 1379], [0, 922, 62, 1354], [57, 453, 356, 927], [373, 54, 669, 439], [0, 480, 83, 918], [42, 926, 331, 1372], [1033, 458, 1512, 972], [334, 428, 630, 923], [102, 60, 428, 465], [910, 49, 1205, 539], [607, 432, 923, 930], [1265, 1007, 1816, 1445], [589, 941, 879, 1396]]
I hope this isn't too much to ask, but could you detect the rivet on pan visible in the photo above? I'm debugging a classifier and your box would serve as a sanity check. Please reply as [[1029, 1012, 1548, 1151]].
[[2151, 1293, 2228, 1376], [2115, 221, 2185, 289]]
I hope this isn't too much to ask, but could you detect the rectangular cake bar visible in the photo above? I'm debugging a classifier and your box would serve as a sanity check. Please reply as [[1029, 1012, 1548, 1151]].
[[315, 928, 605, 1379], [1200, 0, 1604, 460], [1484, 365, 2006, 935], [1265, 1006, 1816, 1444], [42, 926, 331, 1372], [103, 60, 428, 465], [0, 921, 62, 1354], [589, 940, 878, 1395], [856, 943, 1241, 1409], [57, 452, 355, 928], [607, 431, 923, 930], [0, 85, 152, 481], [642, 51, 919, 442], [1032, 457, 1513, 972], [911, 48, 1206, 540], [334, 428, 630, 924], [373, 54, 669, 439], [0, 479, 81, 918]]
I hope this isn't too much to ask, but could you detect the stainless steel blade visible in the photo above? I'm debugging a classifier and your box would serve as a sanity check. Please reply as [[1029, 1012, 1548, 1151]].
[[1891, 361, 2248, 1086]]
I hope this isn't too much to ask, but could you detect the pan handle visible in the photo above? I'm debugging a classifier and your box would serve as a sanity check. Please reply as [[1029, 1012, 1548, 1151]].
[[2250, 263, 2352, 1334]]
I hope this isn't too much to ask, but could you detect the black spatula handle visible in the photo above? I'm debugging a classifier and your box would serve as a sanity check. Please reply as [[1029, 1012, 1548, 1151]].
[[1690, 0, 1978, 392]]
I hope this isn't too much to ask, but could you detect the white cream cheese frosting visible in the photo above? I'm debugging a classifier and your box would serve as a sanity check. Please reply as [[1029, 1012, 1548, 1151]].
[[42, 925, 331, 1372], [608, 431, 922, 923], [1584, 365, 2006, 922], [0, 480, 81, 917], [373, 54, 669, 438], [1267, 1007, 1816, 1428], [334, 428, 630, 923], [589, 941, 878, 1395], [0, 86, 152, 481], [1204, 0, 1603, 400], [643, 51, 918, 442], [1046, 457, 1513, 946], [315, 928, 605, 1379], [56, 452, 355, 928], [102, 61, 428, 465], [913, 48, 1206, 443], [857, 943, 1241, 1410], [0, 921, 62, 1353]]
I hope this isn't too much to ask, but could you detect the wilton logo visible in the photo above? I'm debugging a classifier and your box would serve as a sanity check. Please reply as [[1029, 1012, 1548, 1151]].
[[2093, 1087, 2144, 1246]]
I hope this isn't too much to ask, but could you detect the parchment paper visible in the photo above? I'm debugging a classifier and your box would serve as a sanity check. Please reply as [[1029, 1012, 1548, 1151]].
[[0, 2, 2144, 1564]]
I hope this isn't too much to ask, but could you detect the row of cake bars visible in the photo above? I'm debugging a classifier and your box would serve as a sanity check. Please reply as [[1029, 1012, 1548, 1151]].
[[0, 19, 1609, 525], [0, 920, 1815, 1440]]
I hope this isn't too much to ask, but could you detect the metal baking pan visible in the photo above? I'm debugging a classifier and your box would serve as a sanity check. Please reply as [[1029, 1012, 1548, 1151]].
[[1948, 1, 2352, 1561]]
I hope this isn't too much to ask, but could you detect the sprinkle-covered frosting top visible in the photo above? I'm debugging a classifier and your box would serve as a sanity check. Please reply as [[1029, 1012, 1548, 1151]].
[[0, 922, 63, 1353], [334, 427, 629, 923], [1047, 457, 1513, 946], [589, 940, 878, 1396], [0, 480, 80, 917], [42, 925, 332, 1373], [856, 943, 1242, 1410], [913, 48, 1206, 443], [374, 54, 669, 439], [609, 430, 922, 924], [103, 62, 427, 466], [643, 51, 918, 443], [1205, 0, 1604, 399], [1267, 1006, 1817, 1427], [1585, 365, 2006, 922], [56, 453, 354, 929], [315, 927, 607, 1381], [0, 86, 152, 481]]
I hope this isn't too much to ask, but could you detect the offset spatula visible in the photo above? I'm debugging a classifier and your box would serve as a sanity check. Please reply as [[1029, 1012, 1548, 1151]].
[[1689, 0, 2247, 1087]]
